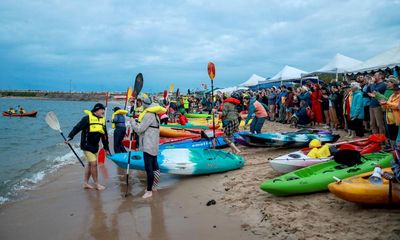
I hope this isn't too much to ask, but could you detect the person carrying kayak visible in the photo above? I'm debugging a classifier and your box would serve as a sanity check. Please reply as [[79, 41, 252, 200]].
[[112, 107, 128, 153], [130, 94, 166, 198], [65, 103, 110, 190], [243, 96, 268, 134], [221, 92, 242, 153]]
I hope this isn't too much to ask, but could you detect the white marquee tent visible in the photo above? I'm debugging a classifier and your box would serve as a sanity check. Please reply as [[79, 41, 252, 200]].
[[269, 65, 307, 84], [239, 74, 266, 87], [348, 45, 400, 73], [315, 53, 362, 74]]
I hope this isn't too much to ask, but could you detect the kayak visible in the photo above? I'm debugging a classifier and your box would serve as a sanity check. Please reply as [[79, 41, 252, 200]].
[[328, 168, 400, 205], [270, 140, 382, 173], [260, 152, 392, 196], [235, 129, 340, 148], [122, 136, 197, 150], [163, 123, 209, 130], [185, 113, 213, 118], [160, 136, 228, 149], [108, 149, 244, 175], [160, 126, 224, 138], [2, 111, 38, 117]]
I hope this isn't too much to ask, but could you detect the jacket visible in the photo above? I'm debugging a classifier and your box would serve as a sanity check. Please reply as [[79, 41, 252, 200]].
[[350, 90, 364, 120], [68, 115, 109, 154]]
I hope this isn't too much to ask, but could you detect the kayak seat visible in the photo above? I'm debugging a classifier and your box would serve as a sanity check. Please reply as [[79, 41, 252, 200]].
[[288, 153, 302, 159], [286, 176, 300, 181], [334, 165, 348, 170], [132, 155, 142, 160], [347, 167, 361, 173], [273, 179, 283, 183]]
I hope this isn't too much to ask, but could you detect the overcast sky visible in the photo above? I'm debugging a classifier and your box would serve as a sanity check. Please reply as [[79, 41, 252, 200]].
[[0, 0, 399, 92]]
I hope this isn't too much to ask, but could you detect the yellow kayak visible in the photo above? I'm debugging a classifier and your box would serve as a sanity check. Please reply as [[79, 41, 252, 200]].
[[328, 168, 400, 205], [188, 118, 252, 129]]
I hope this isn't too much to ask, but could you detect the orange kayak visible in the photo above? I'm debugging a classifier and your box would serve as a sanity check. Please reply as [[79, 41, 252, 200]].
[[328, 168, 400, 205], [160, 127, 200, 138]]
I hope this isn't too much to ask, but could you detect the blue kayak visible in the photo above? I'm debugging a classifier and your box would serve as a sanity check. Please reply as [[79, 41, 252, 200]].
[[108, 149, 244, 175], [235, 129, 340, 148], [160, 136, 228, 149]]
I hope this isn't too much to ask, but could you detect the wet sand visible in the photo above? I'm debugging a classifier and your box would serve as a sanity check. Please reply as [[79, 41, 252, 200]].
[[1, 122, 400, 240]]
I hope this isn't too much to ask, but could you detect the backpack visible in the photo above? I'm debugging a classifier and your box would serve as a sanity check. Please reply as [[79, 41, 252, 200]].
[[306, 107, 315, 120], [333, 149, 362, 167]]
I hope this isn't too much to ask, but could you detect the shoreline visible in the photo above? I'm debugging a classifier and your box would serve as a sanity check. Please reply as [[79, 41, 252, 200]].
[[1, 122, 400, 239], [1, 96, 124, 102]]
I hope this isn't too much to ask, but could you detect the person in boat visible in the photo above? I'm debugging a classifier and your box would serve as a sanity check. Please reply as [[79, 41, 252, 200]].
[[221, 92, 242, 154], [19, 106, 26, 114], [243, 95, 268, 134], [8, 108, 16, 114], [130, 94, 166, 199], [307, 139, 331, 158], [112, 107, 128, 153], [66, 103, 110, 190]]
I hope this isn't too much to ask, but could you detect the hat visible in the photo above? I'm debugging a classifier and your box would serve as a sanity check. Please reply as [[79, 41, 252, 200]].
[[350, 81, 361, 89], [91, 103, 105, 112], [113, 106, 121, 112], [309, 139, 321, 148], [139, 93, 152, 107], [394, 83, 400, 91]]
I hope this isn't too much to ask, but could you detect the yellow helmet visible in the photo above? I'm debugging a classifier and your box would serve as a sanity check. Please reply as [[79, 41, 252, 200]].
[[309, 139, 321, 148]]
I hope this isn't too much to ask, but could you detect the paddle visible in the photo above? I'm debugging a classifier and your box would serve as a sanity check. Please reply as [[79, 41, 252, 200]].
[[45, 112, 85, 167], [125, 73, 144, 197], [98, 92, 109, 165], [207, 62, 216, 148], [330, 134, 386, 146], [124, 86, 133, 110]]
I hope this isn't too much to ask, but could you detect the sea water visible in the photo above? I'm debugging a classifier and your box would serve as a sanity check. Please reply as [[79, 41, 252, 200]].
[[0, 98, 121, 204]]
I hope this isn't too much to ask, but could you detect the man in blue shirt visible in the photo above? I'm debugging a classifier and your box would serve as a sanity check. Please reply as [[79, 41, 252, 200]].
[[368, 72, 387, 134]]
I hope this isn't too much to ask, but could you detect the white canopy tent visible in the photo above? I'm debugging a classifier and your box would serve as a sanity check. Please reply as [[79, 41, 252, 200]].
[[303, 53, 362, 81], [239, 74, 266, 87], [348, 45, 400, 73], [219, 86, 248, 94], [269, 65, 307, 85]]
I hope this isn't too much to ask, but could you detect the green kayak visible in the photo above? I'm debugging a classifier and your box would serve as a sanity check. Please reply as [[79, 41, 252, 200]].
[[260, 152, 392, 196], [163, 124, 209, 130], [184, 113, 212, 118]]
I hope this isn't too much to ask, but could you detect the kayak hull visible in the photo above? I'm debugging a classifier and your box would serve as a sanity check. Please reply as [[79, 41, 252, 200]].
[[2, 111, 38, 117], [328, 168, 400, 204], [160, 136, 228, 149], [108, 149, 244, 175], [260, 152, 392, 196], [236, 130, 340, 148], [270, 141, 381, 173]]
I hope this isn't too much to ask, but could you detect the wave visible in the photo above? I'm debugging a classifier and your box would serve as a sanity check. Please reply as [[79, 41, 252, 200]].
[[0, 147, 84, 205]]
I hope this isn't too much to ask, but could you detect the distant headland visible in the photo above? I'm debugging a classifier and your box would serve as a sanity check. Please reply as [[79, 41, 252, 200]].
[[0, 90, 127, 101]]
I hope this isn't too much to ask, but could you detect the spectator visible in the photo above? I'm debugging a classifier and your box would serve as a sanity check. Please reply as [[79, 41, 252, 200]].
[[349, 82, 364, 137], [310, 84, 323, 126], [368, 72, 387, 134]]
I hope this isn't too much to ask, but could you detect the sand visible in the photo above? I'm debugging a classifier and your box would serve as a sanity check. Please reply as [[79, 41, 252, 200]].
[[1, 122, 400, 240]]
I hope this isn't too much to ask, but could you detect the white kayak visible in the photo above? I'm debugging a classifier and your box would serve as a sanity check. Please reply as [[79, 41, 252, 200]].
[[269, 150, 333, 174]]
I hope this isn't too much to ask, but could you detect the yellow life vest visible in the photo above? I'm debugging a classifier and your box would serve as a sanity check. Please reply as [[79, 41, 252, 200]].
[[307, 144, 331, 158], [138, 106, 167, 122], [84, 110, 106, 134], [111, 109, 128, 129], [183, 97, 189, 109], [135, 105, 144, 114]]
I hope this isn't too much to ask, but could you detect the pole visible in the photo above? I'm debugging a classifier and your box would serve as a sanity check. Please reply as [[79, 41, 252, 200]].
[[211, 79, 216, 148]]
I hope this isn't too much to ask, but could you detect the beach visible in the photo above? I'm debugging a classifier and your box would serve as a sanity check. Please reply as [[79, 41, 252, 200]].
[[1, 122, 400, 240]]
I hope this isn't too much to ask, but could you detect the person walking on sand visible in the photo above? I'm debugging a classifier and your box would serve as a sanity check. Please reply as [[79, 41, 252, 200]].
[[130, 94, 164, 199], [221, 92, 242, 154], [66, 103, 110, 190], [243, 95, 268, 133]]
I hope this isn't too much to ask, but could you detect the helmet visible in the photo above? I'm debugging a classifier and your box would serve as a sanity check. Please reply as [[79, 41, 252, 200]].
[[231, 91, 241, 101], [309, 139, 321, 148]]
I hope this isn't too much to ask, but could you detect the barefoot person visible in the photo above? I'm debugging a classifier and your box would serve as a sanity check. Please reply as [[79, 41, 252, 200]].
[[131, 94, 165, 199], [221, 92, 241, 153], [66, 103, 110, 190]]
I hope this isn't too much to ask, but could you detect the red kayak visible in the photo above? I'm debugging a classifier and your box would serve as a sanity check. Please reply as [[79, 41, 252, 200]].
[[2, 111, 38, 117]]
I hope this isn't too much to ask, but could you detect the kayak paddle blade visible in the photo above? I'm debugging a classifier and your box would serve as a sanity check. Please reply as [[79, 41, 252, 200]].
[[134, 73, 144, 97], [45, 112, 61, 131], [98, 148, 106, 165]]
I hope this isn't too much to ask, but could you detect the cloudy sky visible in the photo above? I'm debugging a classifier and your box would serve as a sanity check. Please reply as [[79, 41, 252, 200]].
[[0, 0, 399, 92]]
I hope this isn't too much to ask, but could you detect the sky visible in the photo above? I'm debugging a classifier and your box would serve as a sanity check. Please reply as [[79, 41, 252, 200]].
[[0, 0, 399, 92]]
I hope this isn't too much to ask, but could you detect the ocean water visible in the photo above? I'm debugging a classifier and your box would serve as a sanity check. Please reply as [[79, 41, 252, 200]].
[[0, 98, 120, 204]]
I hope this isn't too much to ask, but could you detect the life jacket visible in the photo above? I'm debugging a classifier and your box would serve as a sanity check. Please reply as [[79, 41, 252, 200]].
[[111, 109, 128, 129], [84, 110, 106, 134], [224, 98, 241, 105], [183, 97, 189, 109], [138, 105, 167, 123], [307, 144, 331, 158]]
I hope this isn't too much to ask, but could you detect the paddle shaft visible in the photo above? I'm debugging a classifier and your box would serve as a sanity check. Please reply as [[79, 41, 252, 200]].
[[60, 132, 85, 167], [211, 79, 216, 148]]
